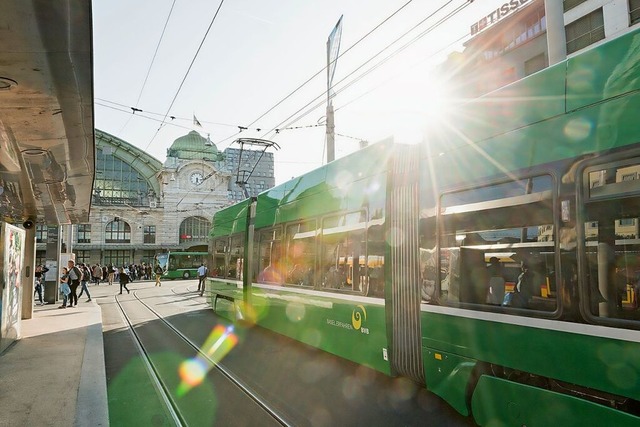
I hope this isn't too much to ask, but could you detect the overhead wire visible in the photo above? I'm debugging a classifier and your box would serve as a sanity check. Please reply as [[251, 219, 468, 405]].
[[99, 0, 473, 199], [126, 0, 227, 171], [244, 0, 415, 129], [138, 0, 227, 154], [134, 0, 177, 108], [263, 0, 470, 138], [118, 1, 177, 135]]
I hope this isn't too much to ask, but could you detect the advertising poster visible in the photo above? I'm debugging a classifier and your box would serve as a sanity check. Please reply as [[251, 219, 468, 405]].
[[0, 222, 25, 354]]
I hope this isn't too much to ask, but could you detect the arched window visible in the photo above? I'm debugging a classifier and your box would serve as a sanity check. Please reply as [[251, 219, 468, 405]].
[[94, 148, 151, 207], [179, 216, 211, 243], [105, 220, 131, 243]]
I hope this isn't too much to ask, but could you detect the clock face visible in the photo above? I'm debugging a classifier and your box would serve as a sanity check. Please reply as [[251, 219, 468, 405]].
[[190, 172, 204, 185]]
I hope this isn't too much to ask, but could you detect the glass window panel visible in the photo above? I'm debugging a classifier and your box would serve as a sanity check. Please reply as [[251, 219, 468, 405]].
[[438, 175, 556, 312], [285, 221, 316, 287], [94, 148, 151, 207], [179, 217, 211, 243], [143, 225, 156, 244], [257, 228, 282, 284], [321, 212, 368, 294], [213, 239, 227, 277], [77, 224, 91, 243], [105, 220, 131, 243], [103, 250, 132, 268], [36, 225, 48, 243], [583, 159, 640, 323], [228, 235, 244, 280]]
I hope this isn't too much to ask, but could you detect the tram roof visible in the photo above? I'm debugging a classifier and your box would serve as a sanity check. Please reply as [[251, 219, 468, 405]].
[[0, 1, 94, 226]]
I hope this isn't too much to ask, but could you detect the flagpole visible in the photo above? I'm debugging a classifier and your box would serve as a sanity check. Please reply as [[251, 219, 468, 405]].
[[325, 16, 342, 164]]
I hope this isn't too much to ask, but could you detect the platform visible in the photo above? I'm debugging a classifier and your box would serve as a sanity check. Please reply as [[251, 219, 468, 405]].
[[0, 297, 109, 427]]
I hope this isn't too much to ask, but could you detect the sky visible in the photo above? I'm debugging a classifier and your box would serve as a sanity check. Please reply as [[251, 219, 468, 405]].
[[93, 0, 509, 185]]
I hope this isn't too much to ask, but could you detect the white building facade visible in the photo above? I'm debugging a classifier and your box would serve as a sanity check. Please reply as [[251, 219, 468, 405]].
[[443, 0, 640, 97]]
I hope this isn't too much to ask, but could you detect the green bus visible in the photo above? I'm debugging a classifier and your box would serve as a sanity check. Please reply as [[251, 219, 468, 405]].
[[208, 29, 640, 426], [155, 251, 208, 280]]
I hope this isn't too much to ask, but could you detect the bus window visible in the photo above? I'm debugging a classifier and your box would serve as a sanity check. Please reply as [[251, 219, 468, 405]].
[[439, 175, 557, 312], [582, 160, 640, 324]]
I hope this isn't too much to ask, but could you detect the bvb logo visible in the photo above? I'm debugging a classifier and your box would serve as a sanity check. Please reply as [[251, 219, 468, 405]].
[[351, 305, 367, 330]]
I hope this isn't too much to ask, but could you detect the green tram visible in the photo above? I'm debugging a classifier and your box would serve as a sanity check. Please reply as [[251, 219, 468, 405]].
[[208, 30, 640, 426]]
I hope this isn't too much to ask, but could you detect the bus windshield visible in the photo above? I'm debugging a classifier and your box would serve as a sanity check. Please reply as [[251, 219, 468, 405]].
[[155, 253, 169, 270]]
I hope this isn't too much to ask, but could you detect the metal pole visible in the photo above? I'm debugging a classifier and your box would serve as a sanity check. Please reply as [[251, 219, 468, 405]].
[[544, 0, 566, 65], [326, 104, 335, 163]]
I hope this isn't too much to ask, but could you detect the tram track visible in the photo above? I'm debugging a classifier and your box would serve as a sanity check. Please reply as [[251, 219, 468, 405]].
[[114, 292, 186, 426], [113, 285, 291, 426]]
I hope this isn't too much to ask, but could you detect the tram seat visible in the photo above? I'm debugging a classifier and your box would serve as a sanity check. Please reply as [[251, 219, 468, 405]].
[[486, 276, 506, 305], [622, 284, 638, 310]]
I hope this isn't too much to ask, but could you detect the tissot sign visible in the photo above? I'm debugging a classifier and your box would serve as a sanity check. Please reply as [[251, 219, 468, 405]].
[[471, 0, 530, 35]]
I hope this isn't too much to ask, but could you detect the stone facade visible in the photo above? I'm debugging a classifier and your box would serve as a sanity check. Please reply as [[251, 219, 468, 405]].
[[35, 129, 275, 267]]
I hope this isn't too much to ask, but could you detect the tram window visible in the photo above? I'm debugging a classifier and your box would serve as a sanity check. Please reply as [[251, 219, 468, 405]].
[[285, 221, 316, 287], [257, 228, 282, 284], [439, 175, 557, 312], [321, 211, 368, 294], [213, 238, 226, 278], [228, 234, 244, 280], [582, 161, 640, 324], [367, 220, 385, 298]]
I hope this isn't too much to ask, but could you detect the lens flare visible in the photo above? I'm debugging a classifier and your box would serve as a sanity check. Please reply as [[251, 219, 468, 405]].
[[177, 324, 238, 397]]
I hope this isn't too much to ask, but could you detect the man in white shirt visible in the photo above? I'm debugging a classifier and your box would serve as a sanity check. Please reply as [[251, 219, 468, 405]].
[[197, 263, 207, 296]]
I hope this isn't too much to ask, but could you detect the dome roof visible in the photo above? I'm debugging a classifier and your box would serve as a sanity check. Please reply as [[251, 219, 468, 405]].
[[167, 131, 219, 160]]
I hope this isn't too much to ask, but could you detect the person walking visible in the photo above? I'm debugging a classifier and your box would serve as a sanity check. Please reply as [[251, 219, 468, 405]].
[[119, 267, 130, 295], [154, 264, 163, 287], [78, 263, 92, 302], [108, 264, 115, 286], [59, 267, 70, 309], [34, 264, 48, 305], [92, 263, 102, 286], [67, 259, 82, 307], [197, 263, 208, 296]]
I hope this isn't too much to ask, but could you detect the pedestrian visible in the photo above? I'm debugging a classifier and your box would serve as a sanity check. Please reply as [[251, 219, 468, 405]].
[[59, 267, 70, 309], [119, 267, 130, 295], [92, 263, 102, 286], [78, 263, 92, 302], [67, 259, 82, 307], [108, 263, 115, 285], [154, 264, 163, 287], [197, 262, 207, 296], [34, 264, 48, 305]]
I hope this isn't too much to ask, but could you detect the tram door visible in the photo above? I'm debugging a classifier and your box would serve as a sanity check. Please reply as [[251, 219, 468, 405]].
[[386, 146, 425, 383]]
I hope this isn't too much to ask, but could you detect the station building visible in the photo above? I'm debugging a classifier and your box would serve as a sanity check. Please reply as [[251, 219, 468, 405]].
[[442, 0, 640, 97], [33, 129, 275, 268]]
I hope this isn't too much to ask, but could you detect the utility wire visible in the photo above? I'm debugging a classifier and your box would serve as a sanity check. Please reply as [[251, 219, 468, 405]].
[[336, 32, 469, 113], [118, 1, 177, 135], [127, 0, 227, 171], [264, 0, 468, 137], [245, 0, 415, 129], [103, 0, 471, 174], [135, 0, 177, 107]]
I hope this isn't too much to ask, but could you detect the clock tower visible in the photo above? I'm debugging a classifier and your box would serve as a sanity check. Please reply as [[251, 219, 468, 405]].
[[161, 131, 231, 249]]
